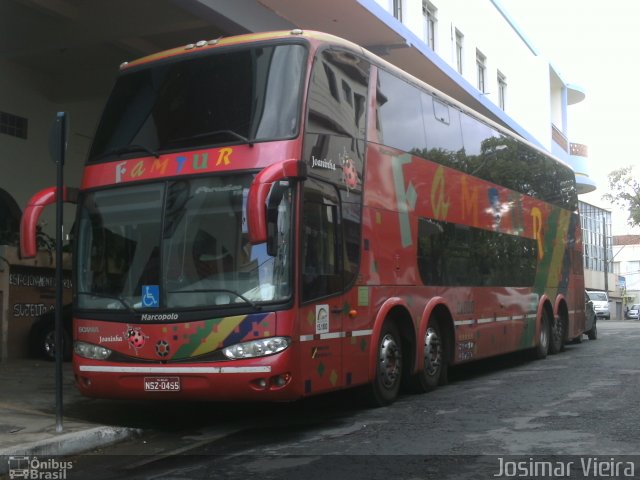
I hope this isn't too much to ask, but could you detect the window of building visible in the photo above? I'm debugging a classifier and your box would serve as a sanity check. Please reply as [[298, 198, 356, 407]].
[[476, 49, 486, 93], [497, 71, 507, 110], [455, 29, 464, 74], [423, 1, 437, 50], [0, 111, 28, 139], [393, 0, 402, 21], [628, 261, 640, 274], [579, 202, 613, 273]]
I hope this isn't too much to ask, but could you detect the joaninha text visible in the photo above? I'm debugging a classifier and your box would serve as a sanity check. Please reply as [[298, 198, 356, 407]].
[[494, 457, 635, 478]]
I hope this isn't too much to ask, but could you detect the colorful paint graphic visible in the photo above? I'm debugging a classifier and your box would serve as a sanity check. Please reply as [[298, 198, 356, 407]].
[[125, 326, 149, 354]]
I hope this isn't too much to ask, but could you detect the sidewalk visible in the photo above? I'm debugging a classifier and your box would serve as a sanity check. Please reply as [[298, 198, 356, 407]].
[[0, 359, 138, 474]]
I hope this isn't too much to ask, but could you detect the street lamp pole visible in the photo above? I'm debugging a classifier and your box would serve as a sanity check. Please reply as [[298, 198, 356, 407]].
[[603, 216, 608, 294]]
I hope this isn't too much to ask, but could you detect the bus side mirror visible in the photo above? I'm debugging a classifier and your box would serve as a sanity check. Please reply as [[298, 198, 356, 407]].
[[20, 186, 78, 258], [246, 159, 306, 245], [265, 181, 290, 257]]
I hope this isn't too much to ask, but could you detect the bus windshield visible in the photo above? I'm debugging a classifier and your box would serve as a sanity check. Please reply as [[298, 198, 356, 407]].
[[75, 174, 293, 311], [88, 43, 306, 161]]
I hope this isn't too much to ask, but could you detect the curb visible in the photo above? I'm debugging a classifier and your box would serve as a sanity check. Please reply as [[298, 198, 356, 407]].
[[0, 426, 140, 474]]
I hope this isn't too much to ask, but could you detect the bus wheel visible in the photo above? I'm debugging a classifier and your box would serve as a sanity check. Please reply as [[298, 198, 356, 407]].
[[549, 314, 564, 354], [366, 322, 403, 407], [587, 324, 598, 340], [533, 310, 550, 359], [409, 321, 446, 393]]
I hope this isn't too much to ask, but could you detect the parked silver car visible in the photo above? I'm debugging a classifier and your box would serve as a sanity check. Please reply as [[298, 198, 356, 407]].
[[626, 304, 640, 320]]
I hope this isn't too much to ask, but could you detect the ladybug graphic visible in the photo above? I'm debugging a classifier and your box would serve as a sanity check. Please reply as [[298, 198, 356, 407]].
[[125, 326, 148, 354], [342, 158, 359, 190]]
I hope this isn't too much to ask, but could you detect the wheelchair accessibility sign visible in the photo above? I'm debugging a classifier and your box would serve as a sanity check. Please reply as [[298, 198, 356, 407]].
[[142, 285, 160, 308]]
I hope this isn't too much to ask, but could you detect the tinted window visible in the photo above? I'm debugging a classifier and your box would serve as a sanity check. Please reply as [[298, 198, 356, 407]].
[[303, 49, 366, 294], [460, 112, 500, 157], [417, 218, 537, 286], [375, 70, 427, 153], [307, 49, 369, 140], [301, 179, 342, 302], [373, 70, 578, 211], [418, 93, 465, 168], [89, 44, 306, 161], [479, 137, 578, 211], [340, 187, 361, 287]]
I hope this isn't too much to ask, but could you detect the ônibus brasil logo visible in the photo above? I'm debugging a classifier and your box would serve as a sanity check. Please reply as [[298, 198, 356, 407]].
[[7, 456, 73, 479]]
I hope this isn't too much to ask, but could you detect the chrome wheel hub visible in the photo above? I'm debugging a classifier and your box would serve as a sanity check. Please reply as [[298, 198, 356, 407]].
[[424, 327, 441, 376], [378, 333, 401, 389]]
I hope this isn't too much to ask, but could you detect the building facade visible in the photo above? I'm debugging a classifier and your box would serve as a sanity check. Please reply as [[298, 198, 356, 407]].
[[369, 0, 592, 193], [580, 201, 627, 318], [612, 235, 640, 308]]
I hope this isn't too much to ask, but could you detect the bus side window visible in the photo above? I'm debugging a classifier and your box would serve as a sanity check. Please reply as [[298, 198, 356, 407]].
[[375, 69, 427, 153], [301, 179, 342, 302], [421, 93, 464, 166]]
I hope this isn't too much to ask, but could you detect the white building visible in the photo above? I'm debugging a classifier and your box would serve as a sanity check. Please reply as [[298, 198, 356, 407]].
[[612, 235, 640, 307], [371, 0, 589, 186]]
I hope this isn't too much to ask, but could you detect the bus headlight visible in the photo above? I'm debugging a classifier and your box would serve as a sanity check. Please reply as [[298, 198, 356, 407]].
[[223, 337, 290, 359], [74, 341, 112, 360]]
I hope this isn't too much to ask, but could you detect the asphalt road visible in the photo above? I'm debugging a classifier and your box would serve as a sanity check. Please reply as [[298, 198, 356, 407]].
[[65, 320, 640, 479]]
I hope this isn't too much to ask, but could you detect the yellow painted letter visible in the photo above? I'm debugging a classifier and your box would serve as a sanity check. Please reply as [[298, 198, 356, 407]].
[[461, 176, 478, 225], [216, 148, 233, 166], [131, 161, 145, 178], [431, 166, 450, 220], [531, 207, 544, 259], [150, 158, 169, 174]]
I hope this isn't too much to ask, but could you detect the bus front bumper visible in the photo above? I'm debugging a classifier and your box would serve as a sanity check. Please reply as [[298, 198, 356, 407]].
[[73, 352, 300, 402]]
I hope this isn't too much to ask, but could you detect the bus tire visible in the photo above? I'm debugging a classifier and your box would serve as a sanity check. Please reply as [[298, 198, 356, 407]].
[[365, 321, 403, 407], [549, 314, 564, 354], [587, 324, 598, 340], [408, 320, 446, 393], [533, 310, 551, 359]]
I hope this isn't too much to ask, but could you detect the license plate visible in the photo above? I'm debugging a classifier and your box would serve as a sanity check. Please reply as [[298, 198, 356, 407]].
[[144, 376, 180, 392]]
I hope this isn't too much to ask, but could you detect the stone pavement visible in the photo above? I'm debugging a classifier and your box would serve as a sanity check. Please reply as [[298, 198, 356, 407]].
[[0, 359, 137, 475]]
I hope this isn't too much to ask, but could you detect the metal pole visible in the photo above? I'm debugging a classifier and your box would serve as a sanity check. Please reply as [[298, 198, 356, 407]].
[[54, 112, 67, 433], [603, 216, 608, 295]]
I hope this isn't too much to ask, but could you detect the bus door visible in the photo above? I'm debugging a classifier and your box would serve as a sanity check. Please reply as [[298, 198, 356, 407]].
[[298, 178, 347, 396]]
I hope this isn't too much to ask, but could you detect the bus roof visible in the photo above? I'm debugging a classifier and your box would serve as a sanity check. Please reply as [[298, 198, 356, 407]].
[[118, 29, 569, 172], [119, 29, 359, 71]]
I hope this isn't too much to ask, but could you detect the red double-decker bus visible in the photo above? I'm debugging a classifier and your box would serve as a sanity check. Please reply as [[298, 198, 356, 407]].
[[21, 30, 586, 406]]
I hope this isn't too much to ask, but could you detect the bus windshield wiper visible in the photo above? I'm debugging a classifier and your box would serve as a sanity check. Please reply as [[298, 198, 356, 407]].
[[97, 144, 159, 160], [77, 291, 137, 313], [168, 129, 254, 147], [167, 288, 261, 310]]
